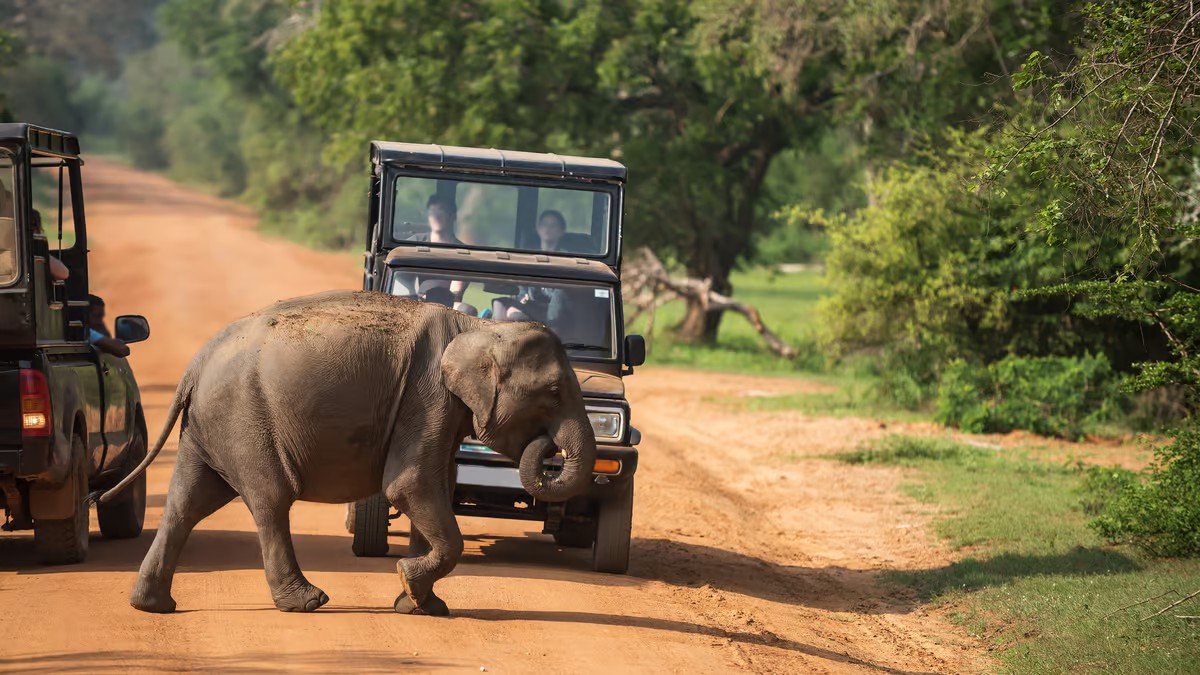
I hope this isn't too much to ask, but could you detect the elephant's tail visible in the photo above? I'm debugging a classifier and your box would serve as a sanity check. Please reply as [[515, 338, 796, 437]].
[[95, 372, 194, 505]]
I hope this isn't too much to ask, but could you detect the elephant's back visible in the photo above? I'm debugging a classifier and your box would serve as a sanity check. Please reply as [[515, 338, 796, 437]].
[[257, 290, 427, 338]]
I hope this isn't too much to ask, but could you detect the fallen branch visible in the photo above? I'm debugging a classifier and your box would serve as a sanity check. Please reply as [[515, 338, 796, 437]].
[[622, 247, 798, 359], [1142, 589, 1200, 621], [1103, 589, 1178, 619]]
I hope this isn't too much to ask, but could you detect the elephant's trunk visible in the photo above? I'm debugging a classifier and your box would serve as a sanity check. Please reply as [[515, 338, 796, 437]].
[[518, 416, 596, 502]]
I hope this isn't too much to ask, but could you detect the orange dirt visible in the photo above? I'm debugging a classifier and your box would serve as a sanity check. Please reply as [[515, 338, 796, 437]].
[[0, 159, 990, 673]]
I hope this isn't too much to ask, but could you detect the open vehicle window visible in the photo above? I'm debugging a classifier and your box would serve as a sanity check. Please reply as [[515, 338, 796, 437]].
[[0, 148, 16, 286], [389, 268, 616, 360], [391, 174, 610, 257], [31, 159, 77, 251]]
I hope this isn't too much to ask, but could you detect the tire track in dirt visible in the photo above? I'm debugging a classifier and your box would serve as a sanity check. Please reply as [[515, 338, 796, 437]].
[[0, 158, 987, 673]]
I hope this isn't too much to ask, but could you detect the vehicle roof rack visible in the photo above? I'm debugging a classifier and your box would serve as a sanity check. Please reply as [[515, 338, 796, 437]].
[[0, 123, 82, 159], [371, 141, 626, 182]]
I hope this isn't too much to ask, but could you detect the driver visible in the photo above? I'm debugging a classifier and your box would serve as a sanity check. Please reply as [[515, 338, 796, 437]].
[[87, 294, 130, 357]]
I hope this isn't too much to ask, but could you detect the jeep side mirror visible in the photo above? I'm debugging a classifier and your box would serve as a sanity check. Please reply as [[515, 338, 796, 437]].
[[624, 334, 646, 367], [115, 315, 151, 344]]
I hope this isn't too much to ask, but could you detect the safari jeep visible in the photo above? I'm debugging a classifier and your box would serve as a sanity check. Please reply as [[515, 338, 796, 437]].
[[0, 124, 152, 564], [350, 141, 645, 573]]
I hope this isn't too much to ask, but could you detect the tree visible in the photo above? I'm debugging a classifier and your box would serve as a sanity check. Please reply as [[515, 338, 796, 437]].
[[0, 28, 16, 122]]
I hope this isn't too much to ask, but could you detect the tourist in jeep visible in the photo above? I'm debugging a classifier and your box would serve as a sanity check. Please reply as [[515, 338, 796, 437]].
[[502, 209, 571, 322], [88, 294, 130, 357], [405, 195, 468, 303]]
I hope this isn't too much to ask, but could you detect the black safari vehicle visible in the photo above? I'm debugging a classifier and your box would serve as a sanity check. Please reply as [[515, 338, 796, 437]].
[[350, 141, 646, 573], [0, 124, 152, 564]]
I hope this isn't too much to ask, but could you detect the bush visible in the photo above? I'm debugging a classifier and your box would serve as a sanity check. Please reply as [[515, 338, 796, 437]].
[[936, 354, 1117, 439], [1087, 427, 1200, 557]]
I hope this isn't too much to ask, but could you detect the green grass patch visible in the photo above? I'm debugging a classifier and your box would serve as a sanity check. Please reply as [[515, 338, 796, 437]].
[[628, 267, 830, 375], [838, 435, 1200, 673], [714, 376, 933, 422]]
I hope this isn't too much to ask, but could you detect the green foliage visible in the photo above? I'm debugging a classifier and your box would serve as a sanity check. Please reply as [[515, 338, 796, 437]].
[[820, 132, 1135, 404], [0, 27, 16, 122], [936, 354, 1118, 439], [1087, 428, 1200, 557]]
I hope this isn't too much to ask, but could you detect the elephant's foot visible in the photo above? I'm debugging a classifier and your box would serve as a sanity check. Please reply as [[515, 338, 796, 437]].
[[394, 591, 449, 617], [395, 559, 450, 616], [130, 581, 177, 614], [273, 580, 330, 613]]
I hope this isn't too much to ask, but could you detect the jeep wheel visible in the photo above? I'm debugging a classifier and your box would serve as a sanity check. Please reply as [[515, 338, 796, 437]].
[[592, 478, 633, 574], [34, 436, 90, 565], [98, 426, 147, 539], [553, 521, 595, 548], [351, 493, 390, 557]]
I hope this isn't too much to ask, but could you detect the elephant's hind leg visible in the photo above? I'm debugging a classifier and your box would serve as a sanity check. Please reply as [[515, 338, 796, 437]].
[[131, 449, 235, 613], [242, 494, 329, 612]]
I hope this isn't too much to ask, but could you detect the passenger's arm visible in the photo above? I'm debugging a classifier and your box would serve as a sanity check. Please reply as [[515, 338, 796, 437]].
[[94, 336, 130, 358], [449, 279, 468, 302], [48, 255, 69, 281]]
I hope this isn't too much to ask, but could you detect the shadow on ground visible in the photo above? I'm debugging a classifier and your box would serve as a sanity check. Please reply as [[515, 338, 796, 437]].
[[887, 546, 1140, 600], [0, 649, 454, 673], [0, 511, 1139, 621]]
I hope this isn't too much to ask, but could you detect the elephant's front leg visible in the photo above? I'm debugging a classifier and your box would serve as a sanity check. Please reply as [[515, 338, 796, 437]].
[[387, 478, 463, 617], [246, 497, 330, 612]]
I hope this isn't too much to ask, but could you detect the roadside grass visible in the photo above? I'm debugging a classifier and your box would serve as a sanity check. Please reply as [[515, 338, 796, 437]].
[[712, 376, 934, 422], [837, 435, 1200, 673], [628, 267, 829, 375]]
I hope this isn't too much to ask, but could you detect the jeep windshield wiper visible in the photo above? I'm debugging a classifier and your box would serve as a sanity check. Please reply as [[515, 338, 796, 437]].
[[561, 342, 610, 353]]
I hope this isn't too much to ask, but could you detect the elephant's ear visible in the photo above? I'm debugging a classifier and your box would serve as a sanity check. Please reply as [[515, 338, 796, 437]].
[[441, 329, 499, 435]]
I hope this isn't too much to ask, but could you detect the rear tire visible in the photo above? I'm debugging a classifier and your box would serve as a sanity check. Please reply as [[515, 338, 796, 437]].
[[592, 478, 633, 574], [98, 426, 147, 539], [351, 493, 390, 557], [34, 436, 90, 565]]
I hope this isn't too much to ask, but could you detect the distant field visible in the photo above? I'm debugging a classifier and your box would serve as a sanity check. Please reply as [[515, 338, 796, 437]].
[[627, 267, 829, 374]]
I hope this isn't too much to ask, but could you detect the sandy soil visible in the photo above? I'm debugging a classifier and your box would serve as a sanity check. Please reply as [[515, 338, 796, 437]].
[[0, 159, 990, 673]]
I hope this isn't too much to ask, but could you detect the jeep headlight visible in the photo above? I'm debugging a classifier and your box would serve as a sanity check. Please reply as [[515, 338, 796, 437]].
[[587, 410, 623, 440]]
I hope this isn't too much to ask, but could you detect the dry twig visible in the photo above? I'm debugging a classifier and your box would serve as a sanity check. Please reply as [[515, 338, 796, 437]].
[[1102, 589, 1178, 619], [621, 247, 798, 359], [1141, 588, 1200, 621]]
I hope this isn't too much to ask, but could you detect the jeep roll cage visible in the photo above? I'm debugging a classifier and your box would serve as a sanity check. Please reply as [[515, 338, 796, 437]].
[[365, 142, 627, 279]]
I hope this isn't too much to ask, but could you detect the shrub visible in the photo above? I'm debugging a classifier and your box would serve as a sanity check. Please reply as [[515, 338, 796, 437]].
[[936, 354, 1117, 439], [1087, 427, 1200, 557]]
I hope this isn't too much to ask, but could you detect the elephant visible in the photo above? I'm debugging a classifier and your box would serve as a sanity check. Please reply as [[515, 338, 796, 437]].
[[99, 290, 597, 616]]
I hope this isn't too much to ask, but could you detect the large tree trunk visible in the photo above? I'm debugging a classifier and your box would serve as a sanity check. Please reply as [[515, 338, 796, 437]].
[[674, 268, 732, 343]]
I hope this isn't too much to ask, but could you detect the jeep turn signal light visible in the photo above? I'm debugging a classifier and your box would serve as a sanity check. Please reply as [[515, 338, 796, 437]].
[[593, 459, 621, 474], [19, 369, 52, 437]]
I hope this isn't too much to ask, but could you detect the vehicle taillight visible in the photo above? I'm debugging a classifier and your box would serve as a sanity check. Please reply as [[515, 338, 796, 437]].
[[19, 369, 52, 437]]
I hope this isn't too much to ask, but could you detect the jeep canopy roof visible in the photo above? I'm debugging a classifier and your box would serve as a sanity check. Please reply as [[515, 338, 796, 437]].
[[371, 142, 626, 182], [0, 123, 82, 159]]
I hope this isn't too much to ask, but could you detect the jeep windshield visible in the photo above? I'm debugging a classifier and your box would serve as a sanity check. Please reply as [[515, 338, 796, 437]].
[[0, 146, 16, 286], [390, 174, 611, 258], [387, 268, 616, 360]]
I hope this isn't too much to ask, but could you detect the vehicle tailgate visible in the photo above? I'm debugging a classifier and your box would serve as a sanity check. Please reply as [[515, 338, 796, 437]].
[[0, 364, 21, 467]]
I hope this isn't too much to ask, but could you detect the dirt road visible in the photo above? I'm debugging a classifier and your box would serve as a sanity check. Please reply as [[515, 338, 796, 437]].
[[0, 160, 986, 673]]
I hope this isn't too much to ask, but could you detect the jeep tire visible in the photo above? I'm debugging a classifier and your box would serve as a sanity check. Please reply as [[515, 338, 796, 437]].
[[592, 478, 633, 573], [98, 425, 147, 539], [34, 436, 90, 565], [351, 493, 390, 557]]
